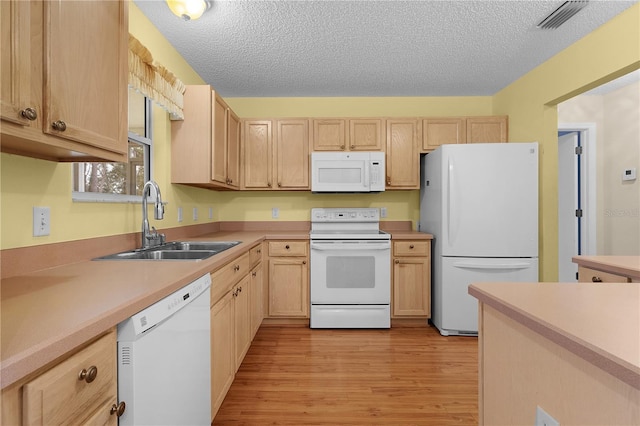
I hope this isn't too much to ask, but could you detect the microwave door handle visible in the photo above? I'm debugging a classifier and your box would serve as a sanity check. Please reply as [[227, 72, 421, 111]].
[[364, 162, 369, 189]]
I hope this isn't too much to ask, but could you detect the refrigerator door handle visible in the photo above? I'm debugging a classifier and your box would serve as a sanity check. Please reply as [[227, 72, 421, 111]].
[[447, 157, 459, 246], [452, 262, 533, 270]]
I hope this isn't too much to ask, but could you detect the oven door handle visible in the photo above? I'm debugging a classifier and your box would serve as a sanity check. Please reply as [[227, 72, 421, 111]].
[[310, 242, 391, 251]]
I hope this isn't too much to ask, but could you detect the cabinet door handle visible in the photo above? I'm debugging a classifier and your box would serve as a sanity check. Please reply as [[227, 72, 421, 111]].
[[234, 265, 240, 271], [340, 145, 345, 150], [386, 177, 391, 185], [252, 271, 257, 277], [592, 276, 603, 282], [110, 401, 126, 417], [409, 245, 414, 249], [20, 107, 37, 121], [257, 249, 261, 254], [78, 365, 98, 383], [51, 120, 67, 131], [350, 145, 355, 149], [268, 182, 272, 188], [285, 245, 290, 249], [278, 182, 282, 187], [302, 260, 306, 265], [395, 259, 400, 264]]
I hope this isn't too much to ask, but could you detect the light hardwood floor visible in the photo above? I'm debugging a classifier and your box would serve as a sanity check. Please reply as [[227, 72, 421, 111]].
[[213, 326, 478, 425]]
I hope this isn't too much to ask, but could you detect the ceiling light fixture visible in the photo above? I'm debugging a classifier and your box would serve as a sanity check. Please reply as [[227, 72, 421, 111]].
[[166, 0, 211, 21]]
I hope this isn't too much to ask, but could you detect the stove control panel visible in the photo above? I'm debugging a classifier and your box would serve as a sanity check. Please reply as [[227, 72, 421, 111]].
[[311, 208, 380, 222]]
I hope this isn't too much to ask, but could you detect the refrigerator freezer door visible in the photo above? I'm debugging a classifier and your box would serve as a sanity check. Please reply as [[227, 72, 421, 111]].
[[437, 143, 538, 258], [433, 256, 539, 335]]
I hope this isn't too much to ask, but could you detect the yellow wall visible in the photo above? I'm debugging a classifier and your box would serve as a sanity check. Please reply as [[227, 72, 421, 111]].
[[492, 3, 639, 280]]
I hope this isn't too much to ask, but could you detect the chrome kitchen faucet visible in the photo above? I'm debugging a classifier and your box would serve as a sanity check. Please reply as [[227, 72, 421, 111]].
[[141, 180, 165, 249]]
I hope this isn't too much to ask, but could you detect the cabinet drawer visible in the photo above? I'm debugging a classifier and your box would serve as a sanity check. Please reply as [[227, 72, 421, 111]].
[[211, 252, 250, 304], [22, 330, 116, 425], [578, 266, 631, 283], [393, 241, 430, 257], [249, 243, 263, 268], [268, 241, 308, 257]]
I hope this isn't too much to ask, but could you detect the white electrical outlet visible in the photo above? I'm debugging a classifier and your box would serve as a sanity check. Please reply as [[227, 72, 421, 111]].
[[193, 207, 198, 221], [535, 406, 560, 426], [272, 207, 279, 219], [380, 207, 387, 218], [209, 207, 213, 220], [33, 207, 51, 237], [177, 207, 183, 222]]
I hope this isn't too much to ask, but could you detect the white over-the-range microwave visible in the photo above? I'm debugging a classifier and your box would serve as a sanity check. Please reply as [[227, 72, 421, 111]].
[[311, 151, 385, 193]]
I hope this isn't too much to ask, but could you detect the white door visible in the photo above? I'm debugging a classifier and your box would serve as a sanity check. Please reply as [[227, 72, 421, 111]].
[[439, 257, 539, 334], [558, 132, 580, 282], [440, 143, 538, 257]]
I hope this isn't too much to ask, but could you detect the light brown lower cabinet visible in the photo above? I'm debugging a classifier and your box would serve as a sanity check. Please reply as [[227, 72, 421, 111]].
[[210, 290, 235, 419], [233, 275, 252, 371], [2, 329, 122, 425], [267, 241, 310, 318], [392, 240, 431, 318], [210, 244, 264, 420], [250, 262, 264, 335]]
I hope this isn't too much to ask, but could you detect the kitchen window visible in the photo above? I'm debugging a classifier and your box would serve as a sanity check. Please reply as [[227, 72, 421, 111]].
[[72, 88, 153, 202]]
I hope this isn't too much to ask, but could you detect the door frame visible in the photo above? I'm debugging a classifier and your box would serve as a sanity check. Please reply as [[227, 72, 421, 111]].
[[558, 123, 597, 255]]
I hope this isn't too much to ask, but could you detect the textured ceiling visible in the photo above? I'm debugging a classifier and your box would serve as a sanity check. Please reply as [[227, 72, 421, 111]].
[[134, 0, 638, 97]]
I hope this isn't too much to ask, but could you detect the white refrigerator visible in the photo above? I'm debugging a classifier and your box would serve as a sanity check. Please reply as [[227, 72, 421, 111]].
[[420, 143, 539, 336]]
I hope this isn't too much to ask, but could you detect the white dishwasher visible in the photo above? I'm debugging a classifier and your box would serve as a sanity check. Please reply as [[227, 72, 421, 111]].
[[117, 273, 211, 426]]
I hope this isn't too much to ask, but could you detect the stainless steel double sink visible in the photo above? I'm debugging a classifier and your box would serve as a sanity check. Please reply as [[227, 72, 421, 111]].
[[94, 241, 242, 261]]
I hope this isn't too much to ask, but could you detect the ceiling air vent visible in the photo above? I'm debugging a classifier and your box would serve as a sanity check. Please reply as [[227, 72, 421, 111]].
[[537, 0, 589, 29]]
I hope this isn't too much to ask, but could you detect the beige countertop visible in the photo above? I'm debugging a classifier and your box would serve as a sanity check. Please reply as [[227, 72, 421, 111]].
[[572, 255, 640, 280], [1, 230, 310, 389], [469, 281, 640, 390]]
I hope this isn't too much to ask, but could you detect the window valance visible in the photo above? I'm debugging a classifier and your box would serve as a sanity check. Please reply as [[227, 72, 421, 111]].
[[129, 34, 186, 120]]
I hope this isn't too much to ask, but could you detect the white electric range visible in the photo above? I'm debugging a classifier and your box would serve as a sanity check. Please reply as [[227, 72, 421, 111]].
[[309, 208, 391, 328]]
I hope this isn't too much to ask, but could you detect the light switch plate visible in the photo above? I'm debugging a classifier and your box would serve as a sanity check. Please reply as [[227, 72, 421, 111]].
[[272, 207, 279, 219], [193, 207, 198, 221], [177, 207, 183, 222]]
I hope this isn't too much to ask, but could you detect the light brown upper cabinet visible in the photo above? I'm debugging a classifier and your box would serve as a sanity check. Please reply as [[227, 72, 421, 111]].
[[421, 118, 466, 151], [385, 119, 420, 189], [242, 119, 310, 190], [312, 119, 346, 151], [0, 0, 128, 162], [466, 116, 508, 143], [172, 85, 240, 189], [242, 120, 273, 189], [421, 116, 509, 152], [312, 118, 384, 151]]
